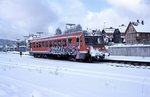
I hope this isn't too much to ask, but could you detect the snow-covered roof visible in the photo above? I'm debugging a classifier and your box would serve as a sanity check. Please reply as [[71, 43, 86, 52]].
[[104, 28, 115, 33], [19, 45, 26, 47], [133, 22, 150, 33], [104, 26, 126, 33], [118, 26, 126, 33]]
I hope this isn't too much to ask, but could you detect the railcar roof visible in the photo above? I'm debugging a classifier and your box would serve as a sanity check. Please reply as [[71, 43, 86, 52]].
[[31, 32, 83, 42]]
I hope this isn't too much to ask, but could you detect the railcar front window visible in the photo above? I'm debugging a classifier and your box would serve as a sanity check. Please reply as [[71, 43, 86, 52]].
[[97, 37, 104, 44], [85, 36, 104, 45], [85, 37, 93, 45]]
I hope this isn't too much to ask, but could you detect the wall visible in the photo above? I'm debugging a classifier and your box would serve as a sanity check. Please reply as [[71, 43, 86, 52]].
[[108, 46, 150, 57]]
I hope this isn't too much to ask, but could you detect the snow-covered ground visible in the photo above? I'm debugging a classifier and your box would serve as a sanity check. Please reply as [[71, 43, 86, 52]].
[[0, 52, 150, 97]]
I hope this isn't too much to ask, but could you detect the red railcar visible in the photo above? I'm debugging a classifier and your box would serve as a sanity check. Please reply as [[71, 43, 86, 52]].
[[29, 31, 109, 62]]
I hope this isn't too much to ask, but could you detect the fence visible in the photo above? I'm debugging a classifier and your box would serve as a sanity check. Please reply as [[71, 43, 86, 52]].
[[108, 46, 150, 57]]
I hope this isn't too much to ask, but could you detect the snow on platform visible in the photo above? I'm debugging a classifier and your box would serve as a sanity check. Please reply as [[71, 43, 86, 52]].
[[10, 51, 30, 55], [0, 52, 150, 97], [105, 55, 150, 63]]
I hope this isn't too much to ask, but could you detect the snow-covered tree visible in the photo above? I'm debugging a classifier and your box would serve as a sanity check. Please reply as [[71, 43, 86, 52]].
[[75, 24, 82, 31], [55, 28, 62, 35]]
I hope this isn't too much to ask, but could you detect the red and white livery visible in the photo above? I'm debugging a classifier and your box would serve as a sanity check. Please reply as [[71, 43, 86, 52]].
[[29, 31, 109, 62]]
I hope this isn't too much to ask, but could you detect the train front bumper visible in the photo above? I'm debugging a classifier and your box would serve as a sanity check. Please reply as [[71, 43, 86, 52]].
[[90, 48, 110, 60]]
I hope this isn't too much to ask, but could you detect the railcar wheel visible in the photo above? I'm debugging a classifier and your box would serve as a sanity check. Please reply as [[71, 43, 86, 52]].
[[88, 57, 94, 63], [85, 53, 94, 63], [69, 56, 76, 62], [33, 54, 36, 58]]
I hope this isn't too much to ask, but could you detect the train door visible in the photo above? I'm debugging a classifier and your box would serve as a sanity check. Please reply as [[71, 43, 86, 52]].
[[72, 37, 77, 47], [79, 35, 85, 51]]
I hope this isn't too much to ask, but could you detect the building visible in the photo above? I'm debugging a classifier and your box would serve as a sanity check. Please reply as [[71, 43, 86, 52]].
[[0, 46, 3, 51], [1, 45, 16, 52], [113, 29, 122, 43], [104, 27, 126, 44], [125, 21, 150, 44]]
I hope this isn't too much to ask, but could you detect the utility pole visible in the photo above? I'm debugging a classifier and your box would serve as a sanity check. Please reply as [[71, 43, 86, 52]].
[[24, 36, 30, 51], [16, 39, 20, 51], [66, 23, 76, 29]]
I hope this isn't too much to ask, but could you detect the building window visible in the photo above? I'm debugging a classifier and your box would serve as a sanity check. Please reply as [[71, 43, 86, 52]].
[[136, 33, 139, 37]]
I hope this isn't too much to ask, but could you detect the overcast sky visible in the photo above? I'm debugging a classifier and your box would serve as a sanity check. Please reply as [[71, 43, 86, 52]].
[[0, 0, 150, 40]]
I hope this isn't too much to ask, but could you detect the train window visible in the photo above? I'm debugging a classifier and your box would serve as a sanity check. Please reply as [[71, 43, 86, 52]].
[[62, 39, 66, 46], [46, 41, 48, 47], [68, 38, 72, 46], [58, 40, 61, 46], [80, 38, 83, 46], [42, 41, 44, 47], [29, 43, 31, 48], [76, 38, 79, 46], [54, 40, 57, 46], [34, 42, 36, 48], [33, 42, 35, 48], [77, 38, 79, 42], [85, 37, 92, 45], [36, 42, 38, 48], [49, 41, 52, 47], [85, 36, 104, 45], [39, 42, 41, 47], [97, 37, 104, 44]]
